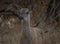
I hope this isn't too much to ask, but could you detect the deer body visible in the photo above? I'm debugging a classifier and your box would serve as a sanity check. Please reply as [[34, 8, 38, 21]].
[[20, 8, 40, 44]]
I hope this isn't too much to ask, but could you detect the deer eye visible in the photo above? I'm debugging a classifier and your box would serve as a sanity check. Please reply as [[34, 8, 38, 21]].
[[26, 12, 29, 14]]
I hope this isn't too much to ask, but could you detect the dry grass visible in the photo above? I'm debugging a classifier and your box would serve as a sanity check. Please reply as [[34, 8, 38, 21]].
[[0, 0, 60, 44]]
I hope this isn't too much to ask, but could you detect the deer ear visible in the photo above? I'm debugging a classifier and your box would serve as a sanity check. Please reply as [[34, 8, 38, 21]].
[[28, 5, 32, 14], [28, 5, 32, 11]]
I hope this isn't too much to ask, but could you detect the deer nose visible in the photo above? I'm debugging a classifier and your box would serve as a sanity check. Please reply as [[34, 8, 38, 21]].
[[19, 16, 24, 20]]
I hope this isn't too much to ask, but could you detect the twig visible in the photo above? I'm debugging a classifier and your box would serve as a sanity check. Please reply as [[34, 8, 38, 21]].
[[49, 2, 60, 20]]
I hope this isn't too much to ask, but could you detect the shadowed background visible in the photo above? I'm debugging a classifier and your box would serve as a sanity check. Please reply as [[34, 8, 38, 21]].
[[0, 0, 60, 44]]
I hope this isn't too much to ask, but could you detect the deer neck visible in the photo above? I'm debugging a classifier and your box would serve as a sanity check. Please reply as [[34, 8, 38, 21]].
[[22, 15, 32, 44], [23, 14, 30, 31]]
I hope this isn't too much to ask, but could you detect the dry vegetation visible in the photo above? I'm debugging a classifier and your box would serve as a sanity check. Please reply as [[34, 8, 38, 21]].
[[0, 0, 60, 44]]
